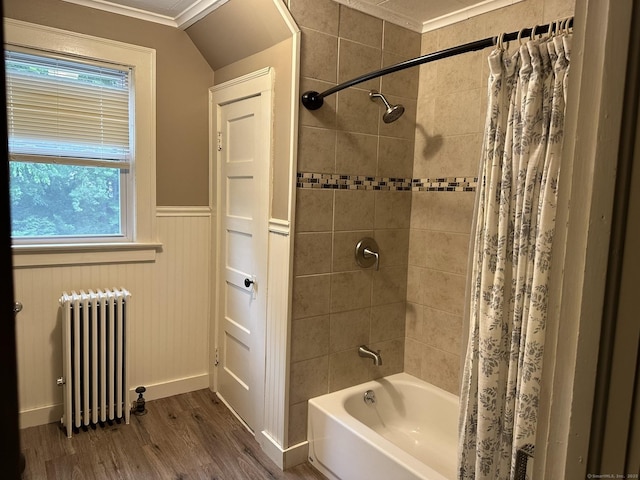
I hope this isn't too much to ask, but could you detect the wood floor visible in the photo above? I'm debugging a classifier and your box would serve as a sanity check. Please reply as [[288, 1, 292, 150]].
[[19, 389, 327, 480]]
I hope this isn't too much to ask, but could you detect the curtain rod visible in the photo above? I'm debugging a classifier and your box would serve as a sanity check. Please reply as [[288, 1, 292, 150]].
[[301, 17, 574, 111]]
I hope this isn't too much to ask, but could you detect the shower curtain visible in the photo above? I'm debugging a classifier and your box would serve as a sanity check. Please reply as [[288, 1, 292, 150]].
[[458, 31, 572, 480]]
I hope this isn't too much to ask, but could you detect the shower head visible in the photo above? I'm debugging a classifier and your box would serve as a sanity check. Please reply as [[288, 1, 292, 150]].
[[369, 90, 405, 123]]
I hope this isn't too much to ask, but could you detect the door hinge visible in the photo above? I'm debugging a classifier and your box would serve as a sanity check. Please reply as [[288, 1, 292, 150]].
[[217, 131, 222, 151], [214, 347, 219, 367]]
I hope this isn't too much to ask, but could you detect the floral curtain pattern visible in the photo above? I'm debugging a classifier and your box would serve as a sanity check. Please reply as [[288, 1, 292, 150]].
[[458, 32, 572, 480]]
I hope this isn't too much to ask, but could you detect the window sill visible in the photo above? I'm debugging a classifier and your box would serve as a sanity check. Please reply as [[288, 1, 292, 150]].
[[12, 242, 163, 268]]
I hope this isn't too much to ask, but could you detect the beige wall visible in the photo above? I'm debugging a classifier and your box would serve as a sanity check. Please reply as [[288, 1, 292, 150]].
[[3, 0, 214, 206], [186, 0, 292, 71], [288, 0, 420, 446]]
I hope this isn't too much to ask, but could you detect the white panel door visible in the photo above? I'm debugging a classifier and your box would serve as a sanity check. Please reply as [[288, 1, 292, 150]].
[[216, 93, 269, 432]]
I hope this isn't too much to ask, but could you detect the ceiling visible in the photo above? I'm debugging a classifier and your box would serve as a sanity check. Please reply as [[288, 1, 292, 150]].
[[62, 0, 521, 32]]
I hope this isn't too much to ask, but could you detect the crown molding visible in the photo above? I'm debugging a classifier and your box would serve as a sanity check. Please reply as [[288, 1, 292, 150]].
[[421, 0, 525, 33], [61, 0, 230, 29], [331, 0, 422, 32], [331, 0, 525, 34], [63, 0, 526, 33]]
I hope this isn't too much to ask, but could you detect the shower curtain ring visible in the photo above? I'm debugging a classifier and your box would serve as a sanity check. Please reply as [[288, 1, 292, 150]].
[[530, 25, 539, 41], [565, 16, 574, 34], [497, 32, 508, 51], [546, 21, 554, 39], [517, 28, 525, 45], [555, 19, 562, 36]]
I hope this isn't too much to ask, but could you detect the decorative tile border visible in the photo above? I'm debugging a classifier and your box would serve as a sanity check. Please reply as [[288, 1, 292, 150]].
[[296, 173, 477, 192], [412, 176, 478, 192], [296, 173, 411, 190]]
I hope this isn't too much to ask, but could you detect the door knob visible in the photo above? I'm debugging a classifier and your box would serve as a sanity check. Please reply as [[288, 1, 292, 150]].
[[244, 278, 254, 288]]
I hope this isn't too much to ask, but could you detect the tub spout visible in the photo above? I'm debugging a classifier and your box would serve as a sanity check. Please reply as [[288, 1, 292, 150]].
[[358, 345, 382, 366]]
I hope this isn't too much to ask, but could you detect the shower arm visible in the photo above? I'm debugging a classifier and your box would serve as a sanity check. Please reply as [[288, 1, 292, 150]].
[[301, 19, 573, 111], [369, 91, 392, 109]]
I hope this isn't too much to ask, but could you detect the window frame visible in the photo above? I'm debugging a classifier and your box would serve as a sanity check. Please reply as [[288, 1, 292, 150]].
[[5, 19, 160, 266]]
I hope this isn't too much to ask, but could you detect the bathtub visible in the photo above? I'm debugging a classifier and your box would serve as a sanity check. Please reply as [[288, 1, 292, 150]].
[[307, 372, 459, 480]]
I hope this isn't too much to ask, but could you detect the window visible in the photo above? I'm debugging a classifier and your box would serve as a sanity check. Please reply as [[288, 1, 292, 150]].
[[5, 19, 158, 265], [6, 50, 132, 241]]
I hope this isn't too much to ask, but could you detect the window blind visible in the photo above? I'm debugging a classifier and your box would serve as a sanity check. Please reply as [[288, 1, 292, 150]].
[[5, 49, 131, 164]]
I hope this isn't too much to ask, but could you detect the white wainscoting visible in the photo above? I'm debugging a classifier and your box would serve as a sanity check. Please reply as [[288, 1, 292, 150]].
[[14, 207, 212, 428], [257, 218, 305, 469]]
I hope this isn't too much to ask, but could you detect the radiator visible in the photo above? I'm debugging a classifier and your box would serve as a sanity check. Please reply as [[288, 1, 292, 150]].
[[59, 288, 131, 438]]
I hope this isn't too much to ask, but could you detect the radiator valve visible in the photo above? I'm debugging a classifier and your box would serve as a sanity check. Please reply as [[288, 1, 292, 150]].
[[133, 386, 147, 416]]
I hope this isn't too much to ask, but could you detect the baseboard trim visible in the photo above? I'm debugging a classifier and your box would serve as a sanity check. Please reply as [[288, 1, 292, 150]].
[[19, 373, 210, 430], [131, 373, 210, 403], [258, 430, 309, 470], [284, 440, 310, 469], [19, 404, 64, 430]]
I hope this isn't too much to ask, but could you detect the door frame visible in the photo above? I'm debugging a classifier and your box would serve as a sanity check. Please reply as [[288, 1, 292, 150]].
[[0, 4, 21, 476], [209, 67, 273, 434], [536, 0, 639, 477]]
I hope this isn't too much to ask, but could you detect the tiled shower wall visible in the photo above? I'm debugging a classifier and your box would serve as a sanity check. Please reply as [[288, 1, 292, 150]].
[[287, 0, 420, 446], [405, 0, 575, 395], [286, 0, 575, 447]]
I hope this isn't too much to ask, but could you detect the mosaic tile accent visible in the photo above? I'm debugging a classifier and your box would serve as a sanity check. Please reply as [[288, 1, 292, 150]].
[[412, 176, 478, 192], [296, 173, 477, 192], [296, 173, 412, 191]]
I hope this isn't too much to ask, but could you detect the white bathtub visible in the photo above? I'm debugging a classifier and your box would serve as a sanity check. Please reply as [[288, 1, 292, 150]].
[[307, 372, 459, 480]]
